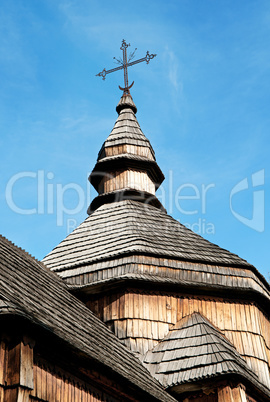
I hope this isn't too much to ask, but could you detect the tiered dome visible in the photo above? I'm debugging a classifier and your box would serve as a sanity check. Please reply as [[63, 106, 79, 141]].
[[43, 93, 268, 302], [88, 93, 164, 212]]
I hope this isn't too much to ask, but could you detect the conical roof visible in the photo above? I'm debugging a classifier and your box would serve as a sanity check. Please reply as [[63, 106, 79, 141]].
[[97, 93, 154, 160], [97, 93, 155, 159], [89, 93, 164, 211], [143, 312, 269, 396]]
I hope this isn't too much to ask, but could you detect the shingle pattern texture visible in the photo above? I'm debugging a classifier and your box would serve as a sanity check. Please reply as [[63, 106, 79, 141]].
[[43, 200, 251, 272], [97, 94, 155, 161], [63, 266, 270, 304], [0, 234, 176, 402], [143, 313, 263, 390]]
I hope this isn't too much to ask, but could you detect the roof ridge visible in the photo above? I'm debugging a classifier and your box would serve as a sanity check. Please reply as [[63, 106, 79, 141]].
[[0, 234, 70, 288], [0, 234, 39, 262]]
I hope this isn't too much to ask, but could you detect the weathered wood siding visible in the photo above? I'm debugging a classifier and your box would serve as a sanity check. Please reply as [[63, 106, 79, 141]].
[[183, 393, 218, 402], [0, 339, 121, 402], [218, 385, 247, 402], [87, 290, 270, 389], [99, 144, 155, 160], [98, 170, 155, 194], [0, 339, 34, 401], [30, 362, 119, 402]]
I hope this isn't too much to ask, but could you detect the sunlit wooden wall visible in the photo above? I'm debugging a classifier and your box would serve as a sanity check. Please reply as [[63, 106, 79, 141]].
[[87, 290, 270, 390]]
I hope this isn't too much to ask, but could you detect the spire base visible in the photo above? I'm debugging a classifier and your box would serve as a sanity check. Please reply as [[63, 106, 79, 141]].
[[116, 93, 137, 114], [88, 189, 166, 214]]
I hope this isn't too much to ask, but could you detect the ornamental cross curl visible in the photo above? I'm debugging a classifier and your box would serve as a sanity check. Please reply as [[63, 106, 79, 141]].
[[96, 40, 156, 94]]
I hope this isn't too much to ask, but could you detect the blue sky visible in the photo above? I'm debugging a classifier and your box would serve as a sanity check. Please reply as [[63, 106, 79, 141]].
[[1, 0, 269, 280]]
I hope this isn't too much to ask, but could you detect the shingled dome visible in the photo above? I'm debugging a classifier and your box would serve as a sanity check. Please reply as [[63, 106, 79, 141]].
[[88, 93, 164, 212], [43, 92, 269, 303]]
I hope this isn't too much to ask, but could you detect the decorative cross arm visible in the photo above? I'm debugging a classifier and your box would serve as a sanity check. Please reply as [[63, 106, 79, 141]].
[[96, 40, 156, 94]]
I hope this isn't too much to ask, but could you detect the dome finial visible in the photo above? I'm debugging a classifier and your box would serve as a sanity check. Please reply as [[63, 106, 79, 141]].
[[96, 39, 157, 95], [116, 92, 137, 114]]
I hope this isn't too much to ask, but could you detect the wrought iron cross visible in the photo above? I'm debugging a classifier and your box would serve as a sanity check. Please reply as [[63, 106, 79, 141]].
[[96, 40, 156, 94]]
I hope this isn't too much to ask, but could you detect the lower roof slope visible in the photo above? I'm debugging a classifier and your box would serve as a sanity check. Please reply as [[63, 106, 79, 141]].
[[142, 312, 270, 397], [43, 199, 251, 272], [0, 234, 176, 402]]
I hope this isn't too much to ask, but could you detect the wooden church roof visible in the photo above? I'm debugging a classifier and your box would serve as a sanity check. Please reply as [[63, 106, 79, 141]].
[[43, 199, 252, 271], [97, 94, 155, 160], [0, 234, 177, 402], [143, 312, 270, 397], [42, 200, 270, 302], [42, 93, 270, 305], [89, 93, 165, 195]]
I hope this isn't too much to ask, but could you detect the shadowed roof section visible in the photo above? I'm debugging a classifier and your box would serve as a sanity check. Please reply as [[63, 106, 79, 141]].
[[0, 234, 176, 402], [43, 199, 251, 272], [142, 312, 269, 396]]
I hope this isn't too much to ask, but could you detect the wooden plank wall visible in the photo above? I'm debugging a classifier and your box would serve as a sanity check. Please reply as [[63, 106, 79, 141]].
[[87, 291, 270, 389], [102, 144, 155, 160], [171, 385, 248, 401], [29, 362, 119, 402], [183, 393, 218, 402], [0, 341, 6, 401], [218, 385, 247, 402], [99, 170, 155, 194], [0, 338, 34, 402], [0, 339, 120, 402]]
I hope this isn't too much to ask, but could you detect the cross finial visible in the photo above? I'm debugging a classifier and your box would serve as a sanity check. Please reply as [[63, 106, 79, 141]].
[[96, 40, 156, 94]]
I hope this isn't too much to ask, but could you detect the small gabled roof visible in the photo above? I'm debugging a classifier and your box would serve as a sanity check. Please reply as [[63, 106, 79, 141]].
[[143, 312, 269, 395], [43, 199, 251, 272], [0, 235, 176, 402]]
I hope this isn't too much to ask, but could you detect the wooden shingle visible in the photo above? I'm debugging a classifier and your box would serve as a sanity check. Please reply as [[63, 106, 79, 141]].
[[142, 312, 270, 397], [0, 235, 176, 402], [98, 94, 156, 161], [43, 200, 252, 271]]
